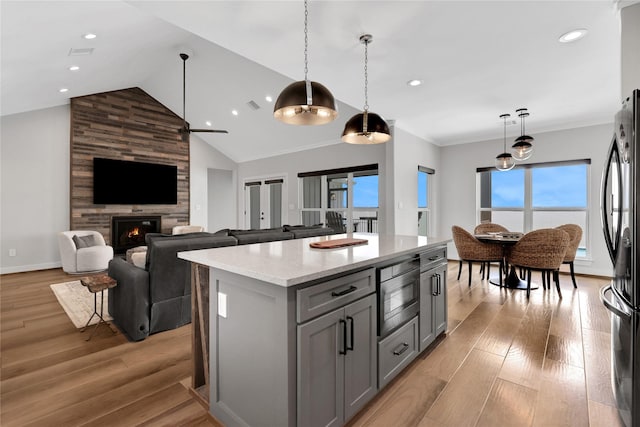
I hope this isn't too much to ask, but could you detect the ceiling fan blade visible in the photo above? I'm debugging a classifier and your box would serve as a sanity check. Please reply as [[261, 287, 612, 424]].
[[190, 129, 229, 134]]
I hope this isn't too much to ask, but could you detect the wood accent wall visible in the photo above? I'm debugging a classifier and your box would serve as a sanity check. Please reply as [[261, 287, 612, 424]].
[[70, 87, 189, 244]]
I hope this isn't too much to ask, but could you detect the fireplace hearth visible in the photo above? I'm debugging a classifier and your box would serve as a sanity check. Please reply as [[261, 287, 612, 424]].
[[111, 216, 161, 254]]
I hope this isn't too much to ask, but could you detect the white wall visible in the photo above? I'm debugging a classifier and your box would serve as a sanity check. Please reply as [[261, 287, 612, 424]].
[[208, 168, 235, 232], [189, 135, 237, 230], [1, 106, 70, 274], [439, 123, 614, 277], [0, 108, 236, 274], [238, 141, 387, 228], [392, 127, 441, 236], [621, 2, 640, 98]]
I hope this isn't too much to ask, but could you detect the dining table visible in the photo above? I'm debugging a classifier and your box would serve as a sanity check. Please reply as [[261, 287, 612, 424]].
[[474, 232, 539, 291]]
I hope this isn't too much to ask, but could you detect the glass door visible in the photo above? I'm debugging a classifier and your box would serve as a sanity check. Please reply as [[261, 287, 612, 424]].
[[244, 178, 284, 229]]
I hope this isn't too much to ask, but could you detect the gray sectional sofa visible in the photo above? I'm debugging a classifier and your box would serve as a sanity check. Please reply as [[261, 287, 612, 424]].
[[107, 225, 336, 341]]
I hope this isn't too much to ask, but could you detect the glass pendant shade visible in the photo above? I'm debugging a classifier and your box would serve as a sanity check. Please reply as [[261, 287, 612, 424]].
[[512, 108, 534, 161], [342, 110, 391, 144], [274, 80, 338, 125], [496, 113, 515, 171], [512, 138, 533, 160], [496, 152, 515, 171]]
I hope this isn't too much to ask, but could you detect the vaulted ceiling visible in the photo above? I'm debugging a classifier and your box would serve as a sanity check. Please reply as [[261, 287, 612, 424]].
[[1, 1, 630, 162]]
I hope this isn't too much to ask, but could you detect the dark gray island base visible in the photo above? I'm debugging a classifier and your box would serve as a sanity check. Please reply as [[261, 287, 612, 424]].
[[179, 233, 450, 427]]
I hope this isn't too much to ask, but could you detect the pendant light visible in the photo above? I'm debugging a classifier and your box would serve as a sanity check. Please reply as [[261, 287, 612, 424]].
[[274, 0, 338, 125], [342, 34, 391, 144], [512, 108, 534, 161], [496, 113, 515, 171]]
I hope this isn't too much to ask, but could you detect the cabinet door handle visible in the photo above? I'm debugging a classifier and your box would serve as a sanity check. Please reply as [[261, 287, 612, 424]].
[[437, 273, 441, 295], [346, 316, 354, 351], [339, 319, 347, 355], [331, 285, 357, 297], [393, 342, 410, 356], [431, 275, 438, 296]]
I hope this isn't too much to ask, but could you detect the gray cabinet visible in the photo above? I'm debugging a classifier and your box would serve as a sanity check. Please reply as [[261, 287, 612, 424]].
[[298, 293, 377, 427], [378, 316, 419, 388], [419, 249, 448, 352]]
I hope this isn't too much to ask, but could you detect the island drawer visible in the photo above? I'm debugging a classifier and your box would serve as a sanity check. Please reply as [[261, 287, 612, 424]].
[[420, 246, 447, 271], [297, 267, 375, 323], [378, 316, 418, 389]]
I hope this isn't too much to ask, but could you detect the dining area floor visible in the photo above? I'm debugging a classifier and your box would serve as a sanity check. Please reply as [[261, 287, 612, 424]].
[[348, 260, 622, 427]]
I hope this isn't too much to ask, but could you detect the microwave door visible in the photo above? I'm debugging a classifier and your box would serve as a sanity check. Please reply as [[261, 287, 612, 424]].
[[602, 135, 623, 263]]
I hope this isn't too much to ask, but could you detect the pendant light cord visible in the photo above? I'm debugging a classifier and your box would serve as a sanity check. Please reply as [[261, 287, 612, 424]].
[[303, 0, 309, 81], [503, 115, 507, 151], [363, 38, 369, 112]]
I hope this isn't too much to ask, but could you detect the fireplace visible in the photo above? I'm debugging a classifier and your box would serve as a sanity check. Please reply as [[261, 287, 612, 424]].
[[111, 216, 161, 254]]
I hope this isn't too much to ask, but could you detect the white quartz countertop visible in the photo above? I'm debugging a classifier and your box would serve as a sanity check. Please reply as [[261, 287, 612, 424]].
[[178, 233, 450, 287]]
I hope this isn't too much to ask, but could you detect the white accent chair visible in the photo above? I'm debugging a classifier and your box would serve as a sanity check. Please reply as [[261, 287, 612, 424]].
[[58, 230, 114, 274], [172, 225, 204, 235]]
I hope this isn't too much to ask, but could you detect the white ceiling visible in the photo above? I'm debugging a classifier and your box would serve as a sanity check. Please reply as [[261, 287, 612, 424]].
[[0, 1, 630, 163]]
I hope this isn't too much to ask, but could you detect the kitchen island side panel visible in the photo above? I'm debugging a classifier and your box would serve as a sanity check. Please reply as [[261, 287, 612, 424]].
[[208, 267, 297, 427]]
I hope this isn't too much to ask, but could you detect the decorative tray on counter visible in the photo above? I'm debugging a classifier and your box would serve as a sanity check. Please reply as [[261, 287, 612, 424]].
[[309, 238, 369, 249]]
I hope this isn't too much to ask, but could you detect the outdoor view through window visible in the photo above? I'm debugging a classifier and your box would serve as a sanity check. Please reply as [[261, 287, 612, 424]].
[[479, 161, 588, 256]]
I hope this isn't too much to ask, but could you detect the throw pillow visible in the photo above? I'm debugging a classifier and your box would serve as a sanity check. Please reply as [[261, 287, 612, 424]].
[[72, 234, 96, 249]]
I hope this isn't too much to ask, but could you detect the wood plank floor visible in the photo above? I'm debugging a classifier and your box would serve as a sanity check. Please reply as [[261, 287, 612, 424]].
[[0, 262, 624, 426]]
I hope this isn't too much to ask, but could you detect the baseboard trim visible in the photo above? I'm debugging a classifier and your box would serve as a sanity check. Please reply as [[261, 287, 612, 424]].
[[0, 261, 62, 275]]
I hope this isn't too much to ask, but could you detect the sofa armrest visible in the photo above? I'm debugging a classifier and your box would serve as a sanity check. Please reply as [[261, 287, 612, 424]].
[[107, 257, 151, 341]]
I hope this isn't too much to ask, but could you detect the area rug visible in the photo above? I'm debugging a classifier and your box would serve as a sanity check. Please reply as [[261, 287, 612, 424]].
[[50, 280, 113, 328]]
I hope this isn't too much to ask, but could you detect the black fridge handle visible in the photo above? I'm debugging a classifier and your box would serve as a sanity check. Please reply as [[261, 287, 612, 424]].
[[600, 285, 632, 320], [601, 136, 622, 263]]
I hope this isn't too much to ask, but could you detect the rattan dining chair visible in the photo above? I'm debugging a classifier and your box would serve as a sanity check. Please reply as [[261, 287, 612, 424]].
[[473, 223, 510, 278], [473, 223, 509, 234], [452, 226, 505, 288], [506, 228, 570, 298], [555, 224, 582, 288]]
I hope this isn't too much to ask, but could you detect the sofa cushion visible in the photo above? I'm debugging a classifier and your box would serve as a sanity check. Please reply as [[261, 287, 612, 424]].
[[144, 232, 238, 304], [212, 228, 230, 236], [228, 228, 294, 245], [130, 252, 146, 269], [72, 234, 96, 249], [285, 225, 336, 239]]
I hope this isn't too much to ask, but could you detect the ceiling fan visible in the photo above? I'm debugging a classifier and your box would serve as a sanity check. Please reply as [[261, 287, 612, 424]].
[[178, 53, 228, 142]]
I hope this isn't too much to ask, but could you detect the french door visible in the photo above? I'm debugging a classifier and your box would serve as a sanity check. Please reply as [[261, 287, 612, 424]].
[[244, 178, 285, 229]]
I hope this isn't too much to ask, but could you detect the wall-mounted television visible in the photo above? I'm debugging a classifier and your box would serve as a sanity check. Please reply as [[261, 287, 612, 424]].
[[93, 157, 178, 205]]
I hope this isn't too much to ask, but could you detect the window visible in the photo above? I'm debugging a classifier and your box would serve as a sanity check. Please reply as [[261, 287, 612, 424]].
[[299, 164, 379, 233], [418, 166, 434, 236], [478, 159, 589, 257]]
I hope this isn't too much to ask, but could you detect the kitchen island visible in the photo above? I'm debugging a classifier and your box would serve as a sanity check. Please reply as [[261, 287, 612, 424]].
[[179, 233, 450, 427]]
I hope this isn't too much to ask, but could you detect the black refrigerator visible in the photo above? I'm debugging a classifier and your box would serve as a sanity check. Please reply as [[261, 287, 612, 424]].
[[601, 89, 640, 427]]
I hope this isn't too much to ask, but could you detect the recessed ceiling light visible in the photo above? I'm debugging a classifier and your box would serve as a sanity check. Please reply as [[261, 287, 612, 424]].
[[558, 28, 588, 43], [69, 65, 80, 71], [265, 95, 273, 103], [83, 33, 97, 40], [205, 121, 212, 127], [407, 79, 422, 87], [59, 88, 69, 93], [232, 110, 239, 116]]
